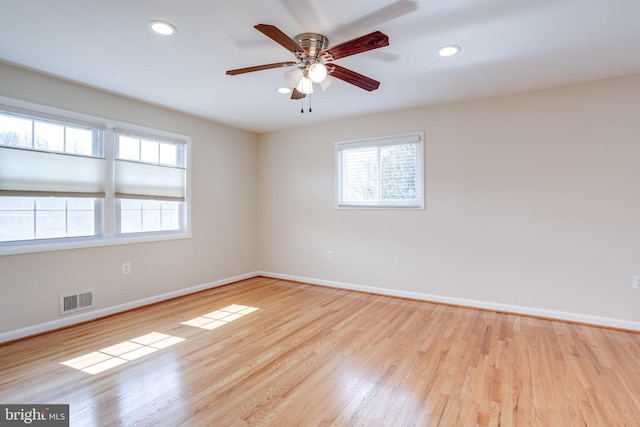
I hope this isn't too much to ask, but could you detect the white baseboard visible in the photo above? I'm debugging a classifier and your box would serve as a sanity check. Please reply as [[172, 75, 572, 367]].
[[4, 271, 638, 343], [259, 271, 640, 332], [0, 272, 260, 343]]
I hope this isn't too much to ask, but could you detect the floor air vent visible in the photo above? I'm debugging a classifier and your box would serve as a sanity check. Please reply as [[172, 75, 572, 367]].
[[60, 290, 95, 315]]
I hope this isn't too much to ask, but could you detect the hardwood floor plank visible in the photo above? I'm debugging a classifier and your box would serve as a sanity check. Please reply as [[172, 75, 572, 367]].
[[1, 277, 640, 426]]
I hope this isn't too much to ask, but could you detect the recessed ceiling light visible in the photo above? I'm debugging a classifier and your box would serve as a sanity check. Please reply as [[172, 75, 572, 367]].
[[148, 20, 177, 36], [438, 45, 460, 57], [277, 87, 292, 94]]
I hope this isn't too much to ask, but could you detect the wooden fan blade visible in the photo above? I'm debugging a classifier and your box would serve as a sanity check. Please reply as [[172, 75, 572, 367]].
[[254, 24, 307, 55], [290, 88, 306, 99], [320, 31, 389, 60], [226, 61, 297, 75], [329, 64, 380, 91]]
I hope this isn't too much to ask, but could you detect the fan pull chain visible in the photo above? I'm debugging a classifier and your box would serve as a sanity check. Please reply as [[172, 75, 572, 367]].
[[298, 93, 313, 114]]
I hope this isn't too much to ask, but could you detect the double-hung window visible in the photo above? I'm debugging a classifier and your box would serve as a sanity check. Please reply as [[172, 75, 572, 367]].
[[0, 100, 190, 255], [115, 131, 186, 235], [0, 110, 104, 243], [336, 132, 424, 208]]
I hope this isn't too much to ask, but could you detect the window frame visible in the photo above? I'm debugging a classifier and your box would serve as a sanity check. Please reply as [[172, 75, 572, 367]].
[[113, 129, 187, 237], [0, 97, 191, 256], [335, 132, 425, 209]]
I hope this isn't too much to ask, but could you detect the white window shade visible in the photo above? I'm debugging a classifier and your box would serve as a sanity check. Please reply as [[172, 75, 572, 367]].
[[114, 159, 185, 201], [0, 146, 105, 197]]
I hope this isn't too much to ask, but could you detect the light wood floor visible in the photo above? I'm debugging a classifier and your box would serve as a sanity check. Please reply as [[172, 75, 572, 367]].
[[1, 277, 640, 426]]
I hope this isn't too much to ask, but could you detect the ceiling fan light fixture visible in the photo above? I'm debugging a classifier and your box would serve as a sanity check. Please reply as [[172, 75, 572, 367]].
[[285, 68, 304, 88], [319, 75, 335, 91], [226, 24, 390, 110], [438, 45, 460, 57], [296, 77, 314, 95], [148, 20, 177, 36], [308, 63, 328, 83]]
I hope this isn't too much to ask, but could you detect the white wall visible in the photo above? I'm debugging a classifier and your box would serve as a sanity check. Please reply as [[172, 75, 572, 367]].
[[2, 62, 639, 338], [258, 73, 640, 325], [0, 63, 259, 336]]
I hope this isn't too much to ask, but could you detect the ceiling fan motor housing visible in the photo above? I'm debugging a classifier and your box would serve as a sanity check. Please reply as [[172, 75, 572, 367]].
[[294, 33, 329, 58]]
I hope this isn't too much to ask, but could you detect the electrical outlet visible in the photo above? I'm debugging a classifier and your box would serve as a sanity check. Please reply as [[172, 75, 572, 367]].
[[122, 262, 131, 275], [633, 275, 640, 289], [327, 250, 333, 260]]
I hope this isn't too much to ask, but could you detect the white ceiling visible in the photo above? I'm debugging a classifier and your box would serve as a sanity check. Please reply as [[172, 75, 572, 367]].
[[2, 0, 640, 133]]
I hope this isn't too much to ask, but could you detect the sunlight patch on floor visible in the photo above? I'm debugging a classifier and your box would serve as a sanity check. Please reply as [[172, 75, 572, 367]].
[[61, 332, 185, 375], [181, 304, 259, 330]]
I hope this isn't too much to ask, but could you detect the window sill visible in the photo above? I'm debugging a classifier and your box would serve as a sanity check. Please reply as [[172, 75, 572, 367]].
[[336, 203, 425, 209], [0, 231, 191, 256]]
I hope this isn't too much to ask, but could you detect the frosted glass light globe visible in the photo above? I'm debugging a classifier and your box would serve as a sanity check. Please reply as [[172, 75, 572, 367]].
[[308, 63, 328, 83], [296, 77, 314, 94]]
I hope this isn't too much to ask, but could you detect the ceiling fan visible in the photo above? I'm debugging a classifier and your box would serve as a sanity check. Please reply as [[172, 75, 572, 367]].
[[226, 24, 389, 100]]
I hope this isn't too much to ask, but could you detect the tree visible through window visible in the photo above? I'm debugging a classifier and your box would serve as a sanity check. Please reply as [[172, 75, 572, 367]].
[[337, 132, 424, 208]]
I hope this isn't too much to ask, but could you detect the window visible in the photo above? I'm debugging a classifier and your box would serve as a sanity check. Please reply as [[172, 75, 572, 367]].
[[336, 132, 424, 208], [0, 197, 99, 242], [115, 131, 186, 235], [0, 100, 190, 255], [0, 110, 104, 243]]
